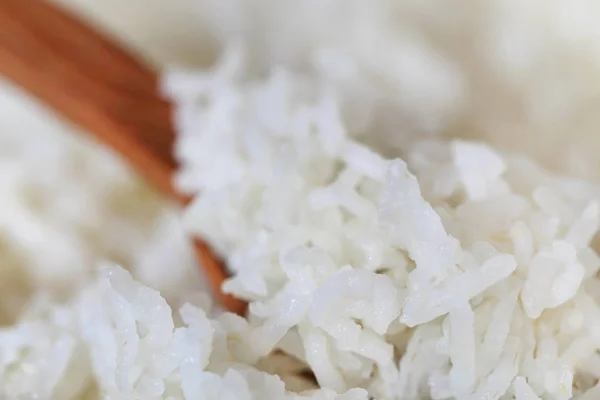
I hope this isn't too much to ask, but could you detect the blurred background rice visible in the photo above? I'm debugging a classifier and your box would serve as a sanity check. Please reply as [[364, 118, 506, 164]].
[[0, 0, 217, 324]]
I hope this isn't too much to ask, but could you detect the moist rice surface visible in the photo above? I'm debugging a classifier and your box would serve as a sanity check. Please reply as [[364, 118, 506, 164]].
[[4, 0, 600, 399]]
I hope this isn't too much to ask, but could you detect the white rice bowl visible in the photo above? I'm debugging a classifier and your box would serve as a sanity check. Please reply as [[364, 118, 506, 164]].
[[4, 0, 600, 399]]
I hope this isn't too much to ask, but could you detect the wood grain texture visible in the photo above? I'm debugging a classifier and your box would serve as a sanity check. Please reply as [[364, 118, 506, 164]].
[[0, 0, 247, 315]]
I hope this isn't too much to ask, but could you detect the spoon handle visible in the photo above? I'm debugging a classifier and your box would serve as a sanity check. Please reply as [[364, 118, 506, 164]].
[[0, 0, 247, 315], [0, 0, 177, 197]]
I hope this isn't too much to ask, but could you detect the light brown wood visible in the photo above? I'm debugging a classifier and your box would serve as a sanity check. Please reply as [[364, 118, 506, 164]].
[[0, 0, 247, 315]]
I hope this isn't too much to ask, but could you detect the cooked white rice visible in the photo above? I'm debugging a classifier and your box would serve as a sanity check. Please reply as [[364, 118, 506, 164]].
[[4, 0, 600, 399], [161, 46, 600, 399]]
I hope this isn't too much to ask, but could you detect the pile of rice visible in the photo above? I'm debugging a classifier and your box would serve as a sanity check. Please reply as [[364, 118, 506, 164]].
[[5, 0, 600, 398]]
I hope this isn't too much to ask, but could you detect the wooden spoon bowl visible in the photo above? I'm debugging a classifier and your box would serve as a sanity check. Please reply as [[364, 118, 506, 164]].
[[0, 0, 246, 315]]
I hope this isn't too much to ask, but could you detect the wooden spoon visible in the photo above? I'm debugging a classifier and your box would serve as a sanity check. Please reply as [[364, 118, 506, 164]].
[[0, 0, 247, 315]]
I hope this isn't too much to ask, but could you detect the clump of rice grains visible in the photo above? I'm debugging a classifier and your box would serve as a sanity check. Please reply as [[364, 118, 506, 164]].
[[5, 0, 600, 399], [161, 43, 600, 399]]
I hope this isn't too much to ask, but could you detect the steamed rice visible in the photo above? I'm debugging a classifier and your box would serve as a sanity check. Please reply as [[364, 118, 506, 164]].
[[161, 47, 600, 399], [4, 0, 600, 398], [0, 79, 176, 323]]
